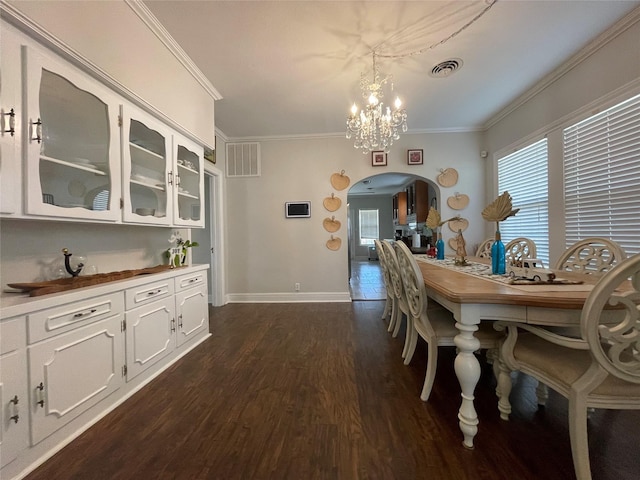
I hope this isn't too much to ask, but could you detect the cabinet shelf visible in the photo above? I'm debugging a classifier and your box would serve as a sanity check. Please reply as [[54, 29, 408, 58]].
[[177, 163, 198, 175], [178, 190, 198, 200], [130, 179, 166, 192], [40, 155, 107, 176]]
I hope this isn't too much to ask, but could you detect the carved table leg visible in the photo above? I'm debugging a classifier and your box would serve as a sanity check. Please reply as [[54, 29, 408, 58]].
[[454, 320, 481, 449]]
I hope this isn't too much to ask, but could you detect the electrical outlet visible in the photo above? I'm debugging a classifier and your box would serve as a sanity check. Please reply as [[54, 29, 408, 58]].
[[295, 282, 300, 291]]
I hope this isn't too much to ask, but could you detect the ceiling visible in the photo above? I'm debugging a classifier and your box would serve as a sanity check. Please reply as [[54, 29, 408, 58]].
[[143, 0, 640, 194]]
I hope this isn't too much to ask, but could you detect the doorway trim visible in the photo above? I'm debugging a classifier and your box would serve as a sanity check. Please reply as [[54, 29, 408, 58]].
[[203, 161, 226, 306]]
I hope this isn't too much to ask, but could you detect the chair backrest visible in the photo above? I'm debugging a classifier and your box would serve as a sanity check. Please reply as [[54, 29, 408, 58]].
[[394, 241, 437, 336], [381, 241, 404, 301], [374, 239, 392, 292], [475, 237, 494, 258], [581, 252, 640, 384], [555, 237, 626, 274], [505, 237, 537, 266]]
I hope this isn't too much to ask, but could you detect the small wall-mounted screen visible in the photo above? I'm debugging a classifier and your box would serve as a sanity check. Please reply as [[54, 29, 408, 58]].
[[285, 201, 311, 218]]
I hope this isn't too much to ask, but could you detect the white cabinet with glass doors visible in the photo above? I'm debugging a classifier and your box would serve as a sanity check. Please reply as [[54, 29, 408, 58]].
[[22, 44, 122, 222], [121, 107, 204, 227]]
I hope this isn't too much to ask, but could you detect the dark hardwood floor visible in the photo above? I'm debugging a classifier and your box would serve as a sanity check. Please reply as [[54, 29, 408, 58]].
[[24, 302, 639, 480]]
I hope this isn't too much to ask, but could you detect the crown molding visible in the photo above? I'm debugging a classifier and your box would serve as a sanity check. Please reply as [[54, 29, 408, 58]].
[[125, 0, 222, 101]]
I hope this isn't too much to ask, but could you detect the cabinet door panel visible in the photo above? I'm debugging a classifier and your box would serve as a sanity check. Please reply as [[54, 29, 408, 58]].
[[121, 106, 172, 225], [1, 349, 29, 468], [173, 134, 204, 227], [125, 299, 175, 381], [23, 45, 121, 222], [175, 285, 208, 347], [28, 315, 124, 445]]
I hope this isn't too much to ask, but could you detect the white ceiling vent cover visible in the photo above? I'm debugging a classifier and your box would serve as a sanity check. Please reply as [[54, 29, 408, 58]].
[[429, 58, 463, 78], [226, 142, 261, 177]]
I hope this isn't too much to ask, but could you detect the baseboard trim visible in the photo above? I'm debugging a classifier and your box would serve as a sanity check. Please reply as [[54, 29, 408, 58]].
[[227, 292, 352, 303]]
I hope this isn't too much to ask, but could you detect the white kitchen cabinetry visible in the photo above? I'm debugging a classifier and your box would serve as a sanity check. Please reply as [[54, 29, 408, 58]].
[[0, 27, 22, 216], [26, 292, 125, 445], [175, 270, 208, 347], [172, 134, 204, 228], [22, 44, 122, 222], [121, 107, 204, 228], [125, 278, 175, 380], [0, 317, 28, 469]]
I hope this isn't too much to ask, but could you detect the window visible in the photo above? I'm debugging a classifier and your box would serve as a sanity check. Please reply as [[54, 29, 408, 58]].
[[359, 209, 379, 246], [497, 138, 549, 265], [563, 93, 640, 255]]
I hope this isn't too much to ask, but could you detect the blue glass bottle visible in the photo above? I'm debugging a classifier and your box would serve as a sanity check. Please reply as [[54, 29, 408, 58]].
[[491, 230, 506, 274], [436, 231, 445, 260]]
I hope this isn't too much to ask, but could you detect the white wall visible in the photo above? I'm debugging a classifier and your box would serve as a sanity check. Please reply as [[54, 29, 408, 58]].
[[483, 15, 640, 263], [224, 131, 484, 301]]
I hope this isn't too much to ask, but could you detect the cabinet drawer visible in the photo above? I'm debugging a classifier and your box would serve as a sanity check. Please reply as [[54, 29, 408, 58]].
[[27, 292, 124, 344], [125, 278, 174, 310], [1, 316, 26, 354], [175, 270, 206, 291]]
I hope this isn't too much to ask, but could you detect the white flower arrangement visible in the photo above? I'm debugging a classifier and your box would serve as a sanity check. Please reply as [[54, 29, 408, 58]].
[[165, 231, 199, 268]]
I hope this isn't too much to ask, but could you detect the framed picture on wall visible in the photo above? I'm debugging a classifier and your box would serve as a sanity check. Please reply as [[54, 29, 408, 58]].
[[408, 149, 423, 165], [371, 151, 387, 167]]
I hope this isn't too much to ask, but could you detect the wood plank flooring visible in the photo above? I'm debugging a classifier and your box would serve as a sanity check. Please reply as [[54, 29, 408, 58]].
[[24, 302, 639, 480]]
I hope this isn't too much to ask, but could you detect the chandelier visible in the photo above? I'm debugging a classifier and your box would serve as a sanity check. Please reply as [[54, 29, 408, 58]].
[[346, 52, 407, 154]]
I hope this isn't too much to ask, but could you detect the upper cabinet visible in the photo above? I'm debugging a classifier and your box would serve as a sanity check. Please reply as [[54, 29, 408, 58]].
[[23, 45, 122, 222], [0, 22, 206, 228], [121, 108, 204, 228]]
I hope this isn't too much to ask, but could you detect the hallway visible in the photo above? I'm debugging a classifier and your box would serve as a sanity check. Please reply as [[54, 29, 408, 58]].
[[349, 259, 386, 300]]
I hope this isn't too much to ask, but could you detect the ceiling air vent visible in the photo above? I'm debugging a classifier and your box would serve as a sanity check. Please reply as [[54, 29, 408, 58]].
[[226, 142, 261, 177], [429, 58, 463, 78]]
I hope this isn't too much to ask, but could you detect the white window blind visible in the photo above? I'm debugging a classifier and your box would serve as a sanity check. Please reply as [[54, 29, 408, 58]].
[[498, 138, 549, 265], [563, 93, 640, 255], [359, 209, 379, 246]]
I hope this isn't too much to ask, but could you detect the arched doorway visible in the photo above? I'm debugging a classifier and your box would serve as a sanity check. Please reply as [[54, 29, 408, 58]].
[[346, 172, 440, 299]]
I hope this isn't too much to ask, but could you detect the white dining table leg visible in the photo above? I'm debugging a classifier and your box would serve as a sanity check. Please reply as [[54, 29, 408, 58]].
[[453, 320, 481, 449]]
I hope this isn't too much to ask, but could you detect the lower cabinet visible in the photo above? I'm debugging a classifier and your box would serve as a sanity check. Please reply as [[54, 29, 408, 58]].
[[28, 315, 125, 445], [0, 317, 29, 469], [0, 265, 209, 479], [125, 297, 175, 381]]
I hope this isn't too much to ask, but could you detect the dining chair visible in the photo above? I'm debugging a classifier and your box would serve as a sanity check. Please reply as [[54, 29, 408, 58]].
[[495, 252, 640, 480], [475, 237, 494, 258], [555, 237, 626, 274], [374, 239, 394, 329], [380, 240, 411, 358], [394, 240, 504, 400], [504, 237, 537, 266]]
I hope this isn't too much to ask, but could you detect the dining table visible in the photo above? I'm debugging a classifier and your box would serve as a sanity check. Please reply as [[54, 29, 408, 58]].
[[413, 255, 605, 449]]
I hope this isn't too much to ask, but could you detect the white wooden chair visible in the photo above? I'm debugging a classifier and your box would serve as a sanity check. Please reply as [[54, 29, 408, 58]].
[[475, 237, 494, 258], [496, 252, 640, 480], [555, 237, 626, 274], [505, 237, 537, 266], [380, 240, 411, 358], [374, 239, 394, 329], [394, 240, 504, 400]]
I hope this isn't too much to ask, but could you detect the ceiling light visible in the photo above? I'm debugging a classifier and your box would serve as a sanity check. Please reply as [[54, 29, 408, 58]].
[[346, 52, 407, 154]]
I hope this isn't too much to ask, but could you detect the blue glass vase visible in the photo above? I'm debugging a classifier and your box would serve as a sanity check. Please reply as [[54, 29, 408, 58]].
[[491, 230, 506, 274], [436, 233, 445, 260]]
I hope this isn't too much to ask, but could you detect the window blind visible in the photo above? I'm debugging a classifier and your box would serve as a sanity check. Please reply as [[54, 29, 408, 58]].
[[359, 209, 379, 245], [563, 93, 640, 255], [497, 138, 549, 265]]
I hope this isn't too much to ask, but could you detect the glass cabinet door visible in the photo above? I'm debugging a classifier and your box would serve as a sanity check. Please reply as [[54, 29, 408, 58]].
[[172, 134, 204, 228], [121, 106, 171, 225], [23, 46, 121, 221]]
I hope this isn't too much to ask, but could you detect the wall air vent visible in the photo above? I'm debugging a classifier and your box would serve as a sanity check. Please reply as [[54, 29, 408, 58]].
[[429, 58, 463, 78], [226, 142, 261, 177]]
